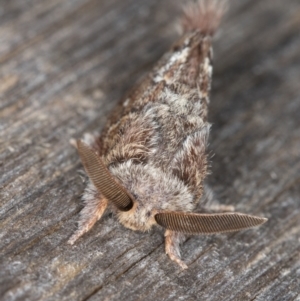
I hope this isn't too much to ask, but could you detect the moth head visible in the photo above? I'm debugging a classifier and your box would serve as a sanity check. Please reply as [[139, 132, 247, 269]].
[[77, 140, 267, 234]]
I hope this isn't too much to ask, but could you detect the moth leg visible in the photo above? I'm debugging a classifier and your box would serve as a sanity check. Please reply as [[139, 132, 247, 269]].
[[164, 230, 188, 269], [68, 183, 108, 245]]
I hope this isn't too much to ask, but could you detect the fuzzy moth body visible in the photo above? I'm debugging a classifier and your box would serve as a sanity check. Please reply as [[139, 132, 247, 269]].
[[68, 0, 267, 269]]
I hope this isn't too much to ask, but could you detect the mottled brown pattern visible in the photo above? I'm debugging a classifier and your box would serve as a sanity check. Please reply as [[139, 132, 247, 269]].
[[171, 126, 210, 200], [1, 0, 299, 298], [70, 0, 266, 267], [101, 33, 213, 166]]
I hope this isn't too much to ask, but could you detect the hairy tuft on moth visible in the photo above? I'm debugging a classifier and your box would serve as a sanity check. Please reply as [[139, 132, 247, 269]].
[[68, 0, 267, 269]]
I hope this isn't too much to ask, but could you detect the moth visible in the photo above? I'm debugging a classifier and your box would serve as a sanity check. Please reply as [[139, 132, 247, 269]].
[[68, 0, 267, 269]]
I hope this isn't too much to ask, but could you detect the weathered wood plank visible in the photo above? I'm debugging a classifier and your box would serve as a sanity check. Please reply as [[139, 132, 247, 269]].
[[0, 0, 300, 300]]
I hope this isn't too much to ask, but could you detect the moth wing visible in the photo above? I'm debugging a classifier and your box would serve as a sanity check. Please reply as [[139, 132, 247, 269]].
[[155, 211, 267, 234], [77, 140, 133, 211]]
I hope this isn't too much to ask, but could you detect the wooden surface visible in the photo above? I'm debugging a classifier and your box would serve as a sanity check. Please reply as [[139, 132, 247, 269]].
[[1, 0, 300, 300]]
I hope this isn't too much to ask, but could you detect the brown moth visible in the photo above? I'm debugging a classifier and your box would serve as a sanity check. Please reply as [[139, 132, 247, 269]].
[[68, 0, 267, 269]]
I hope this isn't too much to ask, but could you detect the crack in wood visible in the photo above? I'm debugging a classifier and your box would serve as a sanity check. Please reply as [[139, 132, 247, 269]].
[[81, 242, 163, 301]]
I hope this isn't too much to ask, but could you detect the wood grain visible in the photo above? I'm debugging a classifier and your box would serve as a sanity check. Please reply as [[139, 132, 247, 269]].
[[1, 0, 300, 300]]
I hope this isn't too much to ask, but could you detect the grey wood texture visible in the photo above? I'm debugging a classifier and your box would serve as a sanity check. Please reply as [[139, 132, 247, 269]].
[[1, 0, 300, 300]]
